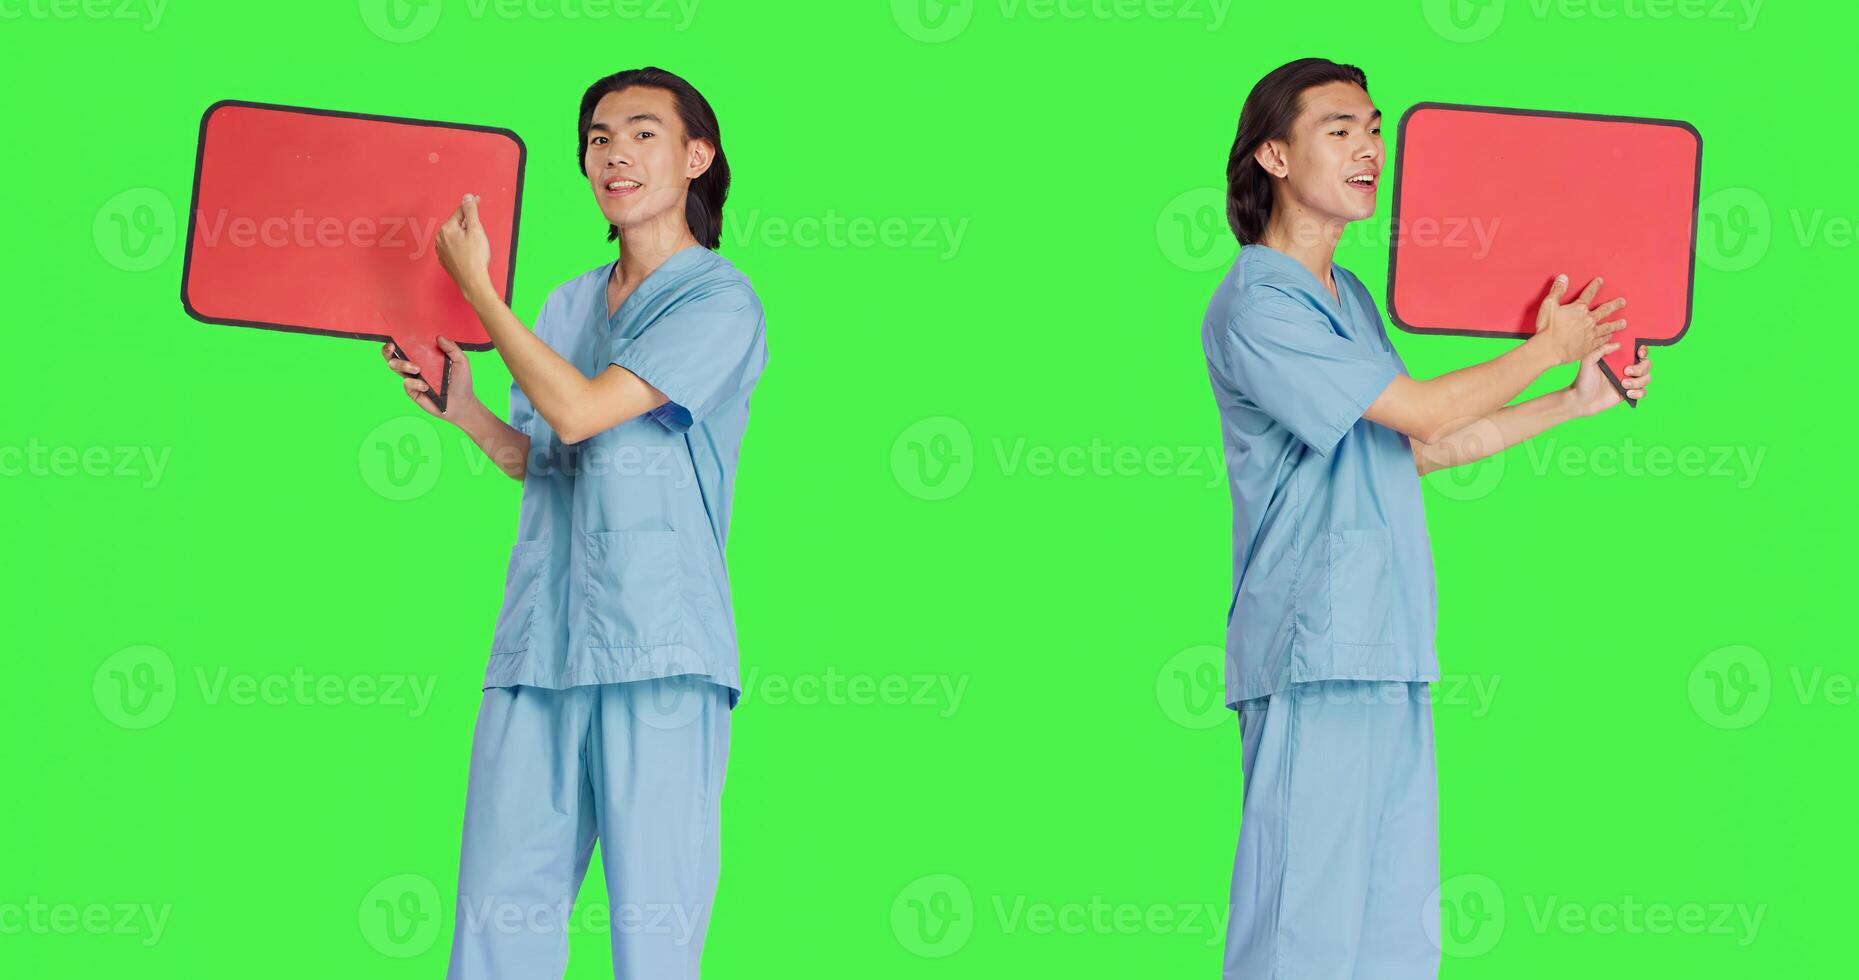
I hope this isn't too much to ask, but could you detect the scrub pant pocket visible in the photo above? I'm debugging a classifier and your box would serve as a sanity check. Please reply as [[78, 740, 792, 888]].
[[447, 676, 731, 980], [1226, 680, 1440, 980]]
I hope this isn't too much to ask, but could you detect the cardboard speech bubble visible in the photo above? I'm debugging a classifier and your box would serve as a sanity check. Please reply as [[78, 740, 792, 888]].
[[181, 100, 526, 412], [1387, 103, 1701, 405]]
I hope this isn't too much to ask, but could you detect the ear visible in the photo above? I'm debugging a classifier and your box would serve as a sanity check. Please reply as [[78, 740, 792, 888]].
[[685, 138, 716, 181], [1252, 139, 1288, 180]]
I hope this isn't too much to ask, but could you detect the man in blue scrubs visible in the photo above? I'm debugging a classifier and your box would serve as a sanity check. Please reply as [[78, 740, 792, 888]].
[[397, 68, 764, 979], [1205, 59, 1649, 978]]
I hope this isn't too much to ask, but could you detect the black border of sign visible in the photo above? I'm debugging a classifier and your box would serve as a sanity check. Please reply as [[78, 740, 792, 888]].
[[179, 99, 528, 413], [1386, 101, 1702, 408]]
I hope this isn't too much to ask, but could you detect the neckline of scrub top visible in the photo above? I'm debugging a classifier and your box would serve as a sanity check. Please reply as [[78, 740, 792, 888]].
[[1242, 243, 1394, 356], [1242, 242, 1350, 316], [603, 243, 709, 327]]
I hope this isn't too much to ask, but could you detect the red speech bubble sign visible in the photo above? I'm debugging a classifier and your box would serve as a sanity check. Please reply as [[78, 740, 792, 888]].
[[1387, 103, 1700, 406], [181, 100, 525, 412]]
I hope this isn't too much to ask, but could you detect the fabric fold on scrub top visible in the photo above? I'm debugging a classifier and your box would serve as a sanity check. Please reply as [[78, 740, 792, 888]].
[[1201, 244, 1439, 706], [484, 245, 768, 705]]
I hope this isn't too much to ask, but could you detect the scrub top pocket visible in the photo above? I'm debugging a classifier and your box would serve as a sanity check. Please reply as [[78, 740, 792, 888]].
[[584, 529, 684, 651], [490, 539, 552, 655], [1328, 529, 1395, 647]]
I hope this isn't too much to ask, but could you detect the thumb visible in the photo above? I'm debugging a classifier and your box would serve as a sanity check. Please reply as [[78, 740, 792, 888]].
[[1541, 273, 1568, 310], [436, 335, 466, 363], [461, 194, 481, 227], [1585, 342, 1620, 365]]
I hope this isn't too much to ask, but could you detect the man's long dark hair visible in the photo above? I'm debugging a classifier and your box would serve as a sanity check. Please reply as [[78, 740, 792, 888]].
[[577, 66, 730, 249], [1225, 58, 1369, 245]]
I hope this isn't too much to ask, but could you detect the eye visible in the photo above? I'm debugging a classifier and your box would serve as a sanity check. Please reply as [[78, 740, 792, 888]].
[[590, 135, 607, 145], [636, 131, 655, 140], [1330, 129, 1347, 137]]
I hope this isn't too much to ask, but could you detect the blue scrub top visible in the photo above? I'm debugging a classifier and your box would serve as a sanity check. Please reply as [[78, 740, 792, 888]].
[[484, 245, 767, 706], [1201, 244, 1438, 707]]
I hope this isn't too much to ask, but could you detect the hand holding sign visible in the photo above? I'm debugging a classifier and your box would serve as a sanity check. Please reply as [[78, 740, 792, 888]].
[[434, 193, 496, 300], [384, 335, 475, 418], [1532, 273, 1630, 367], [1571, 343, 1653, 415]]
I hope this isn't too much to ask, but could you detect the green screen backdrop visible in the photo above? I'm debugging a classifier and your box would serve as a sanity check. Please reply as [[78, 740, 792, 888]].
[[5, 0, 1850, 976]]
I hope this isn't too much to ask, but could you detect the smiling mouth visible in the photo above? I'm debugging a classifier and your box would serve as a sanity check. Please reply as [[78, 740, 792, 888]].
[[1345, 174, 1377, 193], [603, 178, 642, 197]]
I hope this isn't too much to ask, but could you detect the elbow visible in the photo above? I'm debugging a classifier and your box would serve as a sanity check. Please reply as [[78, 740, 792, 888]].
[[1417, 387, 1472, 445], [551, 409, 595, 447]]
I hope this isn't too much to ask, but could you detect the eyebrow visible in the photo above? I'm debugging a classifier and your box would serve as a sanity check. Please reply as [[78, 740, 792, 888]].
[[1316, 109, 1383, 126], [588, 113, 664, 132]]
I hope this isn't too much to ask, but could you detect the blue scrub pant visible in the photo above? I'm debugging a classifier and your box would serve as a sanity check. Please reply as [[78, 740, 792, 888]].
[[1225, 680, 1440, 980], [447, 676, 731, 980]]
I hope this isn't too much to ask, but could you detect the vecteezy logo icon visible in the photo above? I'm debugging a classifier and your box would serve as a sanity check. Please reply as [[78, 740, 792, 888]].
[[1157, 645, 1228, 730], [1426, 873, 1505, 957], [891, 0, 973, 42], [1698, 188, 1770, 273], [1156, 187, 1235, 273], [1688, 644, 1771, 729], [629, 672, 710, 731], [359, 873, 442, 957], [359, 0, 443, 42], [891, 416, 975, 500], [93, 645, 177, 729], [1421, 0, 1505, 43], [1423, 417, 1505, 501], [95, 188, 177, 272], [891, 873, 975, 957], [360, 416, 443, 500]]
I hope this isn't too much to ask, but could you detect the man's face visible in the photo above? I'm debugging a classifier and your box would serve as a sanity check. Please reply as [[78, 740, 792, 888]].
[[1257, 80, 1384, 229], [583, 86, 712, 236]]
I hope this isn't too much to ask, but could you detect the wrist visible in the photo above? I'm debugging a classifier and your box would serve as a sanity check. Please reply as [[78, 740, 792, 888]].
[[1551, 385, 1587, 420], [449, 394, 492, 432], [462, 276, 501, 315], [1519, 335, 1557, 375]]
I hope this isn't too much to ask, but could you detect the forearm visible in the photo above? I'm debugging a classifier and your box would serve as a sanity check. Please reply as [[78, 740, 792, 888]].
[[1367, 337, 1559, 444], [1412, 388, 1578, 475], [452, 399, 530, 481], [462, 281, 599, 442], [1417, 337, 1558, 438]]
